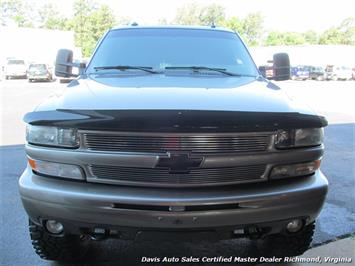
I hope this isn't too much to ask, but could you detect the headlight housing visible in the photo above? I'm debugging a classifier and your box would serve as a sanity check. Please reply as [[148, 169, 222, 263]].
[[275, 128, 323, 149], [26, 125, 79, 148]]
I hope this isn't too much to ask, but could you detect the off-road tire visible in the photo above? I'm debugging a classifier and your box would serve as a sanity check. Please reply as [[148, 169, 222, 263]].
[[29, 220, 89, 262], [257, 221, 315, 257]]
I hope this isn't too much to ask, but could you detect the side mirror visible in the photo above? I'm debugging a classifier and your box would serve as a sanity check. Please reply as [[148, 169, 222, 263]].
[[273, 53, 290, 81], [55, 49, 75, 77]]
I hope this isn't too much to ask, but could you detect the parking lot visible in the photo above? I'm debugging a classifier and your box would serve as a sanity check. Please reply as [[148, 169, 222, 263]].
[[0, 79, 354, 265]]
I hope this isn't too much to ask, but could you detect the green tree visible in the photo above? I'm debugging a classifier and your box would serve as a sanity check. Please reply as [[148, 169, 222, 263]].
[[72, 1, 116, 57], [339, 17, 355, 44], [199, 3, 225, 25], [221, 16, 243, 33], [38, 3, 70, 30], [89, 5, 116, 42], [173, 2, 201, 25], [241, 12, 264, 46], [264, 31, 283, 45], [283, 32, 305, 45], [0, 0, 34, 27], [72, 0, 94, 54], [319, 27, 344, 44], [303, 30, 318, 44], [222, 13, 263, 46], [174, 3, 225, 26], [319, 17, 355, 44], [265, 31, 305, 46]]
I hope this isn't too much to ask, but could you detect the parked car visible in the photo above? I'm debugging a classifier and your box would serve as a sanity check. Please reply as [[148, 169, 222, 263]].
[[4, 58, 27, 79], [290, 65, 310, 80], [325, 65, 334, 80], [28, 63, 53, 82], [20, 26, 328, 262], [258, 64, 274, 79], [309, 66, 326, 81], [332, 66, 353, 81], [325, 65, 353, 81]]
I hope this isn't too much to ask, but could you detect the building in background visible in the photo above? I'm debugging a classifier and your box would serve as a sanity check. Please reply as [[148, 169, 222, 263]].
[[250, 45, 355, 68], [0, 26, 81, 74]]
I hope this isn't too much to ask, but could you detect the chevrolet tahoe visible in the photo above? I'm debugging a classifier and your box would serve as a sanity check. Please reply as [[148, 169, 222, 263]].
[[19, 26, 328, 262]]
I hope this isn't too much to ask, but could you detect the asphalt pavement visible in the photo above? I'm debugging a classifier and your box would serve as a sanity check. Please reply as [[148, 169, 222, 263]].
[[0, 79, 354, 265]]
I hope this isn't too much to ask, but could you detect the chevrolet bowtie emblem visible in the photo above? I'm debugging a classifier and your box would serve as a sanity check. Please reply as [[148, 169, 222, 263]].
[[156, 152, 203, 174]]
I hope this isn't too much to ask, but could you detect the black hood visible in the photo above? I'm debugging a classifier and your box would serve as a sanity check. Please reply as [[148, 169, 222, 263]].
[[24, 74, 327, 132]]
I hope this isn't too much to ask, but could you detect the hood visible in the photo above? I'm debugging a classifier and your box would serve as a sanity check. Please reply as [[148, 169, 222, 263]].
[[36, 74, 311, 113], [25, 74, 327, 132]]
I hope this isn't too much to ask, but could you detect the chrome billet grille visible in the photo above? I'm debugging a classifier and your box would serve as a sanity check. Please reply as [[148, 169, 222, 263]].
[[82, 132, 272, 154], [89, 164, 266, 187]]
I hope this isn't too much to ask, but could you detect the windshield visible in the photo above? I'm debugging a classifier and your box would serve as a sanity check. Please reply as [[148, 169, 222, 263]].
[[29, 64, 47, 71], [340, 66, 350, 70], [87, 28, 258, 76], [8, 60, 25, 65]]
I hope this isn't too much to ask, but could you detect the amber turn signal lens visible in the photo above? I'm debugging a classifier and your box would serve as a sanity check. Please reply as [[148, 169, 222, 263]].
[[28, 157, 37, 170], [270, 160, 321, 179], [27, 158, 84, 180]]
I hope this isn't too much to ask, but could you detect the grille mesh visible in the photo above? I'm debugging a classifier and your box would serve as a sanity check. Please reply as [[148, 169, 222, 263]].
[[82, 133, 271, 154], [89, 164, 266, 187]]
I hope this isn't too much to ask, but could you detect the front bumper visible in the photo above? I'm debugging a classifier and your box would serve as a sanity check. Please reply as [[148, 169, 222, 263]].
[[28, 75, 49, 80], [295, 75, 309, 80], [6, 72, 27, 77], [19, 167, 328, 236]]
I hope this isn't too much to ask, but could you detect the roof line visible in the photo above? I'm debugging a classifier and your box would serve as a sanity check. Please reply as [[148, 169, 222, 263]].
[[110, 25, 234, 33]]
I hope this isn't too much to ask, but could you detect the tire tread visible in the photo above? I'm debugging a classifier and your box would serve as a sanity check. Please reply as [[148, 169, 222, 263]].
[[29, 220, 88, 261], [258, 221, 315, 257]]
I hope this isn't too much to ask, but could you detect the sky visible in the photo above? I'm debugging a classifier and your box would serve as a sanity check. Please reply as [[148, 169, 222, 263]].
[[31, 0, 355, 33]]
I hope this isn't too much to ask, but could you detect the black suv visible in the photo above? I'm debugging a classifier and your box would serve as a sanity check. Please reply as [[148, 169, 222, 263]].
[[20, 26, 328, 262]]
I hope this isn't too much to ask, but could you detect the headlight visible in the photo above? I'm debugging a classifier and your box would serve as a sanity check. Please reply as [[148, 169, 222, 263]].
[[28, 158, 84, 180], [275, 128, 323, 149], [270, 160, 321, 179], [26, 125, 79, 148]]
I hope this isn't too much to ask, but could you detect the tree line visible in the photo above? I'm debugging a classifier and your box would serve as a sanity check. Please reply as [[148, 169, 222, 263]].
[[1, 0, 354, 57]]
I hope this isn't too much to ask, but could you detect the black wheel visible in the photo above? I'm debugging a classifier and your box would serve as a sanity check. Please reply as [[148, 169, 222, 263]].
[[28, 79, 32, 83], [257, 221, 315, 257], [29, 220, 89, 262]]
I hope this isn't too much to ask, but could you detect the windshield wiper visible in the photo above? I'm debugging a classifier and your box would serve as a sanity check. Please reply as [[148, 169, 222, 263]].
[[94, 65, 159, 74], [165, 66, 250, 77]]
